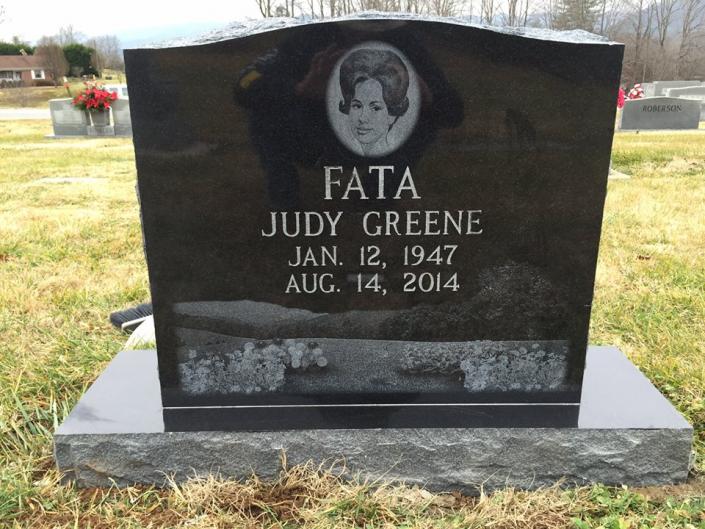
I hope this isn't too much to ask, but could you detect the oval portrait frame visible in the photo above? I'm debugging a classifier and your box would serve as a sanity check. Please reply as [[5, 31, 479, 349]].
[[326, 41, 420, 158]]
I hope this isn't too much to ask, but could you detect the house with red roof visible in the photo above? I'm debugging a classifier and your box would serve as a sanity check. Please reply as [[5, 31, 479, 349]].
[[0, 55, 54, 86]]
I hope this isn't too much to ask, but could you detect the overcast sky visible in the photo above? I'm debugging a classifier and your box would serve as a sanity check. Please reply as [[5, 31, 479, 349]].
[[0, 0, 264, 42]]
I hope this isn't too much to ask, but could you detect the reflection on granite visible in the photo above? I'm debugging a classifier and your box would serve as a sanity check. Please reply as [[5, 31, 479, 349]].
[[383, 262, 570, 340], [125, 15, 624, 412], [171, 262, 569, 343]]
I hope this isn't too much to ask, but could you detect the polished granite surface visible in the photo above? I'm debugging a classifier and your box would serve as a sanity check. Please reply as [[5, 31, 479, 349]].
[[125, 17, 624, 414], [56, 346, 690, 434]]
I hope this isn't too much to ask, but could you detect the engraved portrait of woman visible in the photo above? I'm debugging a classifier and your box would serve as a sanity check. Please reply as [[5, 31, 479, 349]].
[[328, 42, 420, 158]]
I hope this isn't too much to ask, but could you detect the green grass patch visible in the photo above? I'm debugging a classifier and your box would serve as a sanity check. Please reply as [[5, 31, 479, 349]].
[[0, 123, 703, 527]]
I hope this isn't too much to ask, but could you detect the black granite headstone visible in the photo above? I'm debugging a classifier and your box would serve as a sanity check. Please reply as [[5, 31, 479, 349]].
[[125, 15, 624, 430]]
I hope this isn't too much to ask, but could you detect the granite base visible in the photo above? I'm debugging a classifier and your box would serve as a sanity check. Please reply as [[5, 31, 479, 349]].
[[87, 125, 115, 136], [54, 346, 693, 492]]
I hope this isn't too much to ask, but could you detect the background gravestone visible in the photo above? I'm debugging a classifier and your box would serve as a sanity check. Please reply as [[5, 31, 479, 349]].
[[104, 83, 129, 98], [124, 16, 624, 430], [112, 99, 133, 137], [666, 85, 705, 120], [49, 98, 89, 136], [621, 97, 701, 130], [87, 117, 115, 137], [652, 80, 702, 96], [642, 82, 655, 96]]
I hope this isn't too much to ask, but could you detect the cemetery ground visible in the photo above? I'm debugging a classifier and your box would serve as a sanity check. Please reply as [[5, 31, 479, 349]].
[[0, 120, 703, 528], [0, 86, 71, 109], [0, 82, 114, 109]]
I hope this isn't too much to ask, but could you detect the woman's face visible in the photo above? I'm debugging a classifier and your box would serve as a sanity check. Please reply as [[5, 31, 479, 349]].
[[349, 78, 395, 146]]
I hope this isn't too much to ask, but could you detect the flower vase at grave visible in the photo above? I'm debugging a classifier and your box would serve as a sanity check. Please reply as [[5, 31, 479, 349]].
[[90, 109, 110, 127]]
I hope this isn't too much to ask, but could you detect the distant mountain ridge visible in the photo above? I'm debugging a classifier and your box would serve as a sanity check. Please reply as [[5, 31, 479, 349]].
[[117, 21, 226, 49]]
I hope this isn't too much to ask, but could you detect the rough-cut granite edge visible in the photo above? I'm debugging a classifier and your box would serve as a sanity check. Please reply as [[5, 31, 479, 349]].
[[53, 348, 693, 490], [55, 428, 692, 492], [130, 11, 619, 50]]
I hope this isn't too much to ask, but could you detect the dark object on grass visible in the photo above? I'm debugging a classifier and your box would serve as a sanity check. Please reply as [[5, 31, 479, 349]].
[[110, 303, 153, 332]]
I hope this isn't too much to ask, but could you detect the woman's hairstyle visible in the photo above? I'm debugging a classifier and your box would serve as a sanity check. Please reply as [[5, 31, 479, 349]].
[[338, 48, 410, 117]]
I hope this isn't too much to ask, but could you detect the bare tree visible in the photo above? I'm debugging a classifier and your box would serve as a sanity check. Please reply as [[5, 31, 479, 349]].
[[502, 0, 532, 26], [35, 37, 69, 85], [649, 0, 678, 78], [405, 0, 424, 12], [676, 0, 705, 77], [308, 0, 322, 17], [641, 2, 656, 79], [538, 0, 558, 28], [58, 25, 79, 46], [86, 35, 124, 73], [247, 0, 705, 83], [265, 0, 471, 17], [624, 0, 653, 83], [428, 0, 466, 15], [255, 0, 273, 16], [597, 0, 626, 36], [552, 0, 601, 31], [480, 0, 497, 22], [652, 0, 678, 47], [337, 0, 356, 15], [632, 0, 647, 76], [254, 0, 298, 16], [330, 0, 359, 16], [350, 0, 405, 12]]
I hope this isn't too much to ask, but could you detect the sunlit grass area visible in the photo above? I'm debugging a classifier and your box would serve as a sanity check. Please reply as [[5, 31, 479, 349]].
[[596, 130, 705, 467], [0, 86, 69, 108], [0, 81, 120, 108], [0, 121, 703, 527]]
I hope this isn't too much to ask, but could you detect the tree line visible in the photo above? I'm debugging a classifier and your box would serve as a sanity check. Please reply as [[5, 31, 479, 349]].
[[0, 25, 123, 85], [254, 0, 705, 86]]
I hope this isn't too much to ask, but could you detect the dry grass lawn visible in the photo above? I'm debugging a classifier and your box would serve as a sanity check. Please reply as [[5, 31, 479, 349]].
[[0, 82, 108, 108], [0, 121, 703, 527], [0, 86, 68, 108]]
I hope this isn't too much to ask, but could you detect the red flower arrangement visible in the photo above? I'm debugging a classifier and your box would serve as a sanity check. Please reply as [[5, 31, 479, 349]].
[[627, 83, 645, 100], [72, 82, 118, 112]]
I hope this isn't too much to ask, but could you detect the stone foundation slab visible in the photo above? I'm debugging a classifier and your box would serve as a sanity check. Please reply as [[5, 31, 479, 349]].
[[54, 346, 693, 491]]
